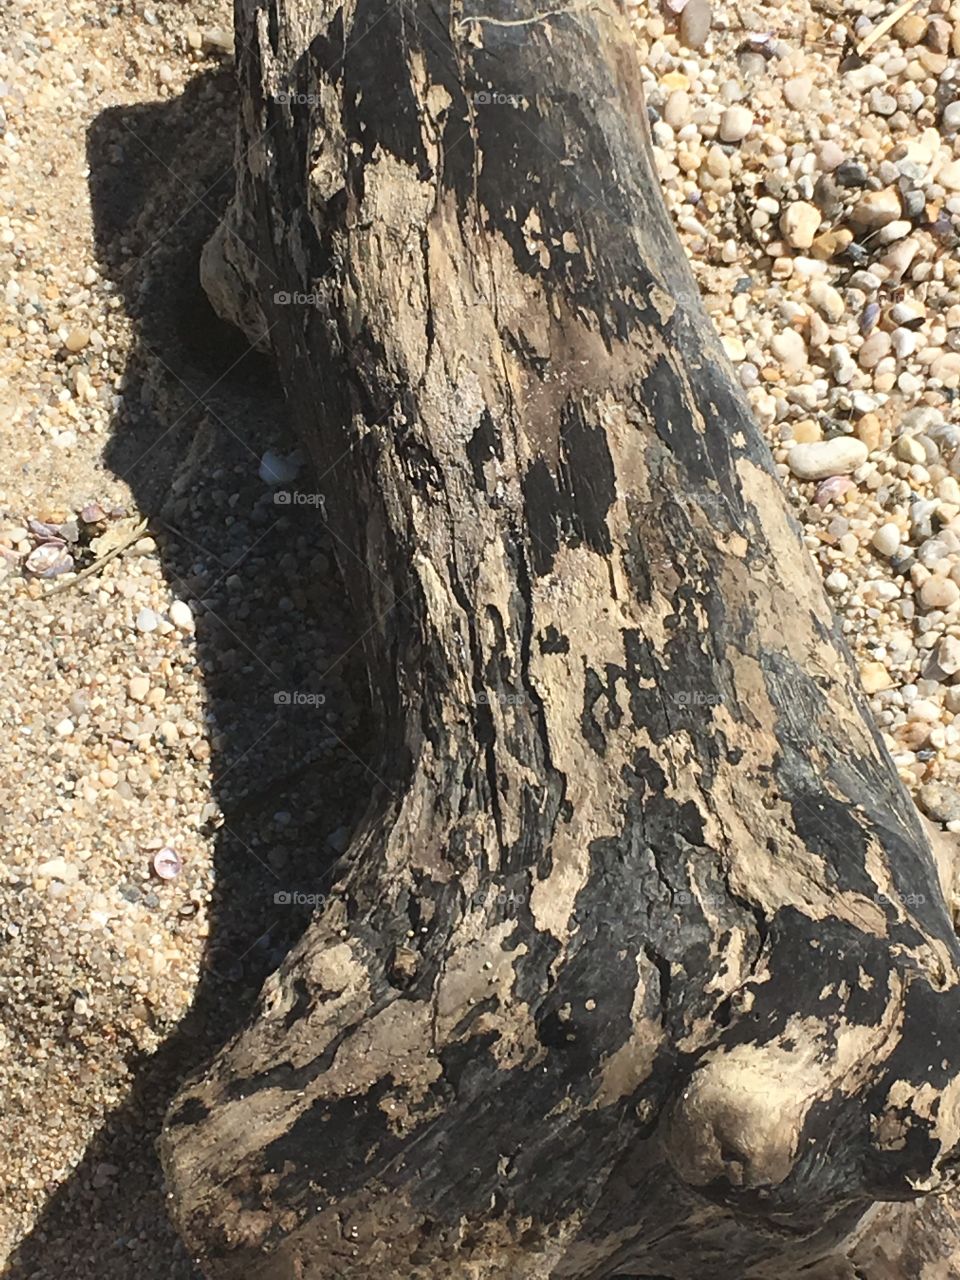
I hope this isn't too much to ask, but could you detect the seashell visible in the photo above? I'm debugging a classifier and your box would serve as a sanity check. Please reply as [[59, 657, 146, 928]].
[[152, 847, 182, 880], [814, 476, 855, 507], [25, 543, 73, 577], [859, 302, 880, 335], [27, 517, 64, 541]]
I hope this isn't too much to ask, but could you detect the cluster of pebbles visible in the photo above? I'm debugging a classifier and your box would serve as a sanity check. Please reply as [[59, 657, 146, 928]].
[[634, 0, 960, 857], [3, 0, 960, 1274]]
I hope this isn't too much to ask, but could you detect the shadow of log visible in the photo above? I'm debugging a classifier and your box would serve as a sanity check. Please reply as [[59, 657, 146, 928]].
[[5, 66, 372, 1280]]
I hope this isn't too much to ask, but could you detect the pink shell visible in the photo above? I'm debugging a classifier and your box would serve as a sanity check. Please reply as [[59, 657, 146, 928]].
[[152, 847, 182, 880], [814, 476, 855, 507]]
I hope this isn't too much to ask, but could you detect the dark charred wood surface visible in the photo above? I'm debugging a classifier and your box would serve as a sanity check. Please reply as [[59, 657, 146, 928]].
[[161, 0, 960, 1275]]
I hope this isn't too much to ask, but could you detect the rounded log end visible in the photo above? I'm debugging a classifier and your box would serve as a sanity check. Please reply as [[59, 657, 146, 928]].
[[664, 1054, 809, 1194]]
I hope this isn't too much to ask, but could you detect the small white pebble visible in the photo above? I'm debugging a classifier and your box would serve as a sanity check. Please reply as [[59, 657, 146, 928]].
[[169, 600, 195, 633], [128, 676, 150, 703], [135, 608, 159, 633], [719, 105, 753, 143], [872, 524, 902, 557]]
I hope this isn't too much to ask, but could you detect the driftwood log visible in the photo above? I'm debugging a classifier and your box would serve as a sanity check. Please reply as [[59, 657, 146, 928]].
[[161, 0, 960, 1275]]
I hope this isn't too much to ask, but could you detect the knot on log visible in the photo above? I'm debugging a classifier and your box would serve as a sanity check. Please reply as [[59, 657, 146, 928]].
[[665, 976, 960, 1215], [666, 1053, 814, 1194]]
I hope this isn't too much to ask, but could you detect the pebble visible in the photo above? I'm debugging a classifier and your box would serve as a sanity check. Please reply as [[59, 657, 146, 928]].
[[809, 280, 844, 323], [788, 438, 869, 480], [920, 576, 960, 610], [135, 607, 160, 633], [897, 435, 927, 464], [919, 782, 960, 824], [938, 160, 960, 191], [781, 201, 821, 250], [816, 141, 846, 172], [783, 77, 813, 110], [810, 228, 853, 260], [891, 300, 925, 326], [664, 90, 691, 129], [719, 105, 753, 143], [937, 635, 960, 675], [927, 17, 952, 54], [861, 661, 894, 693], [63, 327, 91, 353], [859, 330, 892, 370], [259, 450, 300, 486], [679, 0, 712, 50], [37, 857, 79, 885], [892, 328, 918, 359], [895, 13, 928, 46], [870, 89, 897, 117], [830, 343, 857, 385], [128, 675, 150, 703], [771, 327, 807, 372], [849, 187, 902, 231], [152, 848, 182, 880], [855, 414, 882, 450], [872, 523, 902, 557], [169, 599, 195, 633], [836, 160, 870, 188]]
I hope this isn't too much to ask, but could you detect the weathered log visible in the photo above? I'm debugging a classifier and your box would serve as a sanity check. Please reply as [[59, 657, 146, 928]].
[[161, 0, 960, 1276]]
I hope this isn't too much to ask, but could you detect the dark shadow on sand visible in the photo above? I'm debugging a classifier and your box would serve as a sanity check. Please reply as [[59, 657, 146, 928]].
[[6, 65, 371, 1280]]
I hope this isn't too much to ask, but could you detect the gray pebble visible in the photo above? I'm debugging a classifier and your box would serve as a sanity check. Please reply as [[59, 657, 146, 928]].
[[836, 160, 870, 188], [679, 0, 712, 50], [919, 782, 960, 825], [869, 89, 897, 117]]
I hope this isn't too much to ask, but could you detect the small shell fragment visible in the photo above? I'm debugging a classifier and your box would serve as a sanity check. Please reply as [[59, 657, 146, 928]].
[[152, 847, 182, 880], [814, 476, 855, 507], [27, 518, 65, 541], [25, 543, 74, 577]]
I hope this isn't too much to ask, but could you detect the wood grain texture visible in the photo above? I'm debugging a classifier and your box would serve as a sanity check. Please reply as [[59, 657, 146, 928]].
[[161, 0, 960, 1274]]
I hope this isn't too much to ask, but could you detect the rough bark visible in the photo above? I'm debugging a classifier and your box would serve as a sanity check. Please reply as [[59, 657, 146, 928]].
[[162, 0, 960, 1276]]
